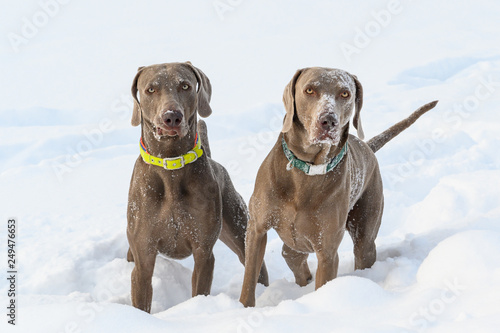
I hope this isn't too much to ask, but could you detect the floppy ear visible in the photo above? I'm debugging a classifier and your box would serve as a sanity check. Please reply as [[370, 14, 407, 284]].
[[351, 74, 365, 140], [282, 69, 303, 133], [131, 66, 145, 127], [185, 62, 212, 118]]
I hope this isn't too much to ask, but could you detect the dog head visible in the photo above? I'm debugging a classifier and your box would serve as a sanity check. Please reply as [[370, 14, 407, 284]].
[[131, 62, 212, 140], [282, 67, 364, 146]]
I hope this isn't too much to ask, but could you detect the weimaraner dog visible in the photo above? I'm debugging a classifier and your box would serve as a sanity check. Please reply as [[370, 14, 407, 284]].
[[127, 61, 268, 313], [240, 67, 437, 307]]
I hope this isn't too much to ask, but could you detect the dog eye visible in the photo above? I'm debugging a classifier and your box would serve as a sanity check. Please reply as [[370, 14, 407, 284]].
[[340, 91, 350, 98], [147, 88, 155, 93], [182, 84, 190, 90], [305, 88, 315, 95]]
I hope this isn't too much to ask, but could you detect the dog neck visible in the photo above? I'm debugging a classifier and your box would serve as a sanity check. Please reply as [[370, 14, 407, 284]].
[[140, 117, 198, 158], [284, 123, 349, 165]]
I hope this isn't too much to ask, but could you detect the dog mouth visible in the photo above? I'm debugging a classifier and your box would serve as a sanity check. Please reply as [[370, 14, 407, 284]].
[[311, 127, 340, 145], [153, 125, 182, 139]]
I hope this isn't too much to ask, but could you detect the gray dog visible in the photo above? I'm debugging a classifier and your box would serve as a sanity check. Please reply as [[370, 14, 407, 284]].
[[240, 67, 437, 307], [126, 62, 268, 313]]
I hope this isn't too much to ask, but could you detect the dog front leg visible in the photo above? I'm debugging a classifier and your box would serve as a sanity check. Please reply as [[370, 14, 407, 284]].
[[282, 243, 312, 286], [315, 250, 339, 290], [130, 250, 156, 313], [240, 228, 268, 307], [192, 249, 215, 296]]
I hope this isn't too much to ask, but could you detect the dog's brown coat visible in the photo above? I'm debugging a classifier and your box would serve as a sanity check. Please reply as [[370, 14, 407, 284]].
[[126, 62, 268, 312], [240, 67, 437, 306]]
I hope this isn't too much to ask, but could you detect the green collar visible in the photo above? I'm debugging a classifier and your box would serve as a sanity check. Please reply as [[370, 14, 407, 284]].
[[281, 136, 347, 176]]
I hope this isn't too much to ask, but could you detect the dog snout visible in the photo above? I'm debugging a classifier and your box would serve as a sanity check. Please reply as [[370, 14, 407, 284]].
[[319, 113, 338, 131], [162, 110, 183, 128]]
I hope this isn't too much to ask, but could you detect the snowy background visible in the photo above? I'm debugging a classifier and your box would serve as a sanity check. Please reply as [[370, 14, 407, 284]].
[[1, 0, 500, 332]]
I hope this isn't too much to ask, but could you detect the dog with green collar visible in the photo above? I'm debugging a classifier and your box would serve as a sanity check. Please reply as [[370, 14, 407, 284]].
[[240, 67, 437, 307]]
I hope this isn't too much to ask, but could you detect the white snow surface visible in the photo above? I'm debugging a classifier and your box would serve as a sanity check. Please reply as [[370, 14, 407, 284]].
[[2, 0, 500, 332]]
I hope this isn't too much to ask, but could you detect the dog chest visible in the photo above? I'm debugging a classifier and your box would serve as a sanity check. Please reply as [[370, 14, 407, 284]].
[[273, 197, 349, 254]]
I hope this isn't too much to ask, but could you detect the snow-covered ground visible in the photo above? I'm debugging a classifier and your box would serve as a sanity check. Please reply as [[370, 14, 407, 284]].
[[2, 0, 500, 332]]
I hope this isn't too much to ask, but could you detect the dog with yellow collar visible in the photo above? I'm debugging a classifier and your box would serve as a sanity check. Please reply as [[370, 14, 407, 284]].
[[126, 62, 268, 313]]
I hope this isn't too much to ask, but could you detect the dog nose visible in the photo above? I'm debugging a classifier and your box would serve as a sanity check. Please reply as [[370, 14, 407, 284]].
[[319, 114, 337, 131], [162, 110, 183, 127]]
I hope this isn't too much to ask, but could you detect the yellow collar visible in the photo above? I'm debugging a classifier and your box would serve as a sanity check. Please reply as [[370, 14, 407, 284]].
[[140, 134, 203, 170]]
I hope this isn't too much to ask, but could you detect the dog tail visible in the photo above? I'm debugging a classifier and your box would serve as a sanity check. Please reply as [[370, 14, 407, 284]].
[[367, 100, 438, 153], [198, 119, 211, 158]]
